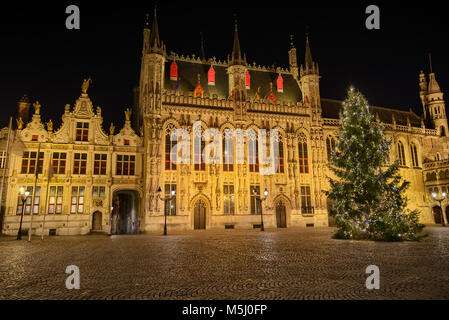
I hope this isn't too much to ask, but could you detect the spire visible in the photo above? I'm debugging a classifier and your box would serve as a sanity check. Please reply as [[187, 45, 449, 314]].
[[427, 53, 441, 94], [200, 32, 206, 61], [230, 15, 245, 65], [142, 13, 151, 54], [149, 5, 163, 54], [304, 33, 313, 69]]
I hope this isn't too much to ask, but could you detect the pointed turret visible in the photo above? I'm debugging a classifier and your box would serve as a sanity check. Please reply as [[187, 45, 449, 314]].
[[428, 72, 441, 94], [229, 18, 245, 65], [149, 6, 165, 55], [142, 13, 150, 55], [288, 35, 299, 79], [300, 34, 318, 77]]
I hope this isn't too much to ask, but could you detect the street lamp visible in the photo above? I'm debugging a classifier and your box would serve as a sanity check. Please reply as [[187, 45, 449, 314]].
[[253, 188, 269, 231], [158, 187, 176, 235], [432, 191, 447, 227], [17, 187, 30, 240]]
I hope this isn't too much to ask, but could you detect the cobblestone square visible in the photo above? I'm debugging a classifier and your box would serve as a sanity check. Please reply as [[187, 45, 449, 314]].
[[1, 227, 449, 300]]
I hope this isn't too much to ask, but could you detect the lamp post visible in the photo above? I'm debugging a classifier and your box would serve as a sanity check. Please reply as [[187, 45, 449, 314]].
[[253, 188, 268, 231], [17, 187, 30, 240], [432, 191, 447, 227], [158, 187, 176, 235]]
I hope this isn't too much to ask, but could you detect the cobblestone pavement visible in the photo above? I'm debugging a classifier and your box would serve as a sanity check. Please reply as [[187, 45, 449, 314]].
[[1, 227, 449, 300]]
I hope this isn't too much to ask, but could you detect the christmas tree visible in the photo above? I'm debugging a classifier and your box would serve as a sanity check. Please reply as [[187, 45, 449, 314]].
[[324, 88, 424, 241]]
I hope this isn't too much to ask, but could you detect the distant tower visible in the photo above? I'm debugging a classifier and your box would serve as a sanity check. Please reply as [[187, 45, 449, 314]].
[[288, 35, 299, 80], [227, 17, 248, 123], [299, 34, 321, 120], [138, 7, 166, 121], [425, 70, 448, 136], [17, 94, 31, 124]]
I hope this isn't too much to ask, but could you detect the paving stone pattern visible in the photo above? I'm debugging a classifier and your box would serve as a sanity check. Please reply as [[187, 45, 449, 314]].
[[1, 227, 448, 300]]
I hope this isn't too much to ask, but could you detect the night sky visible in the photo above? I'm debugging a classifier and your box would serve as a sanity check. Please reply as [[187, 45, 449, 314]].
[[1, 1, 448, 129]]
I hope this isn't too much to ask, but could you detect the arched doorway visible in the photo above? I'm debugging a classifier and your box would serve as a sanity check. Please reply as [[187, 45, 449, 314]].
[[194, 200, 206, 230], [276, 202, 287, 228], [433, 206, 442, 224], [112, 190, 139, 234], [92, 211, 102, 231]]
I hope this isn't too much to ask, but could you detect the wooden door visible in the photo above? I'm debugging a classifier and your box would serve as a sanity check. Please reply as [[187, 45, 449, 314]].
[[194, 201, 206, 229], [92, 211, 102, 230], [276, 203, 287, 228]]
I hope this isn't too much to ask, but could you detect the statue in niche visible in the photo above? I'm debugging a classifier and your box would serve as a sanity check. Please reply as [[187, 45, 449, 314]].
[[81, 78, 92, 94], [16, 117, 23, 130], [33, 101, 41, 115]]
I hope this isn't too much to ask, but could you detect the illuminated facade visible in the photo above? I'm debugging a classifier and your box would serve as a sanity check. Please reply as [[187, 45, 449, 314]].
[[1, 11, 449, 236]]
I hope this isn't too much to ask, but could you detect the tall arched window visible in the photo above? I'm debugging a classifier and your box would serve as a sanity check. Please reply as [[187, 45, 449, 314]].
[[194, 126, 205, 171], [298, 134, 309, 174], [326, 136, 336, 162], [398, 141, 406, 166], [165, 124, 177, 170], [170, 61, 178, 81], [223, 129, 233, 172], [248, 129, 259, 172], [410, 142, 419, 167], [275, 134, 285, 173]]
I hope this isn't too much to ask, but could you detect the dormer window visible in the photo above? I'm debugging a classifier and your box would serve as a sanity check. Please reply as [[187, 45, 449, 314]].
[[170, 61, 178, 81], [76, 122, 89, 141], [246, 71, 250, 89], [124, 139, 130, 145], [32, 135, 38, 141], [277, 74, 283, 93], [208, 66, 215, 85]]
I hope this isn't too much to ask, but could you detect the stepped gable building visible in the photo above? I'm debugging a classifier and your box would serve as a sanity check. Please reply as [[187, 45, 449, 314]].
[[1, 10, 449, 236]]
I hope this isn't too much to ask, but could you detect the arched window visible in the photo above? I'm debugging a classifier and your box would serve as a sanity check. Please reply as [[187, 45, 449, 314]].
[[326, 136, 336, 162], [170, 61, 178, 81], [277, 74, 283, 93], [223, 129, 233, 172], [165, 124, 177, 170], [208, 66, 215, 85], [275, 134, 285, 173], [436, 152, 441, 161], [298, 134, 309, 174], [194, 126, 205, 171], [398, 141, 406, 166], [245, 71, 250, 89], [410, 142, 419, 167], [248, 129, 259, 172]]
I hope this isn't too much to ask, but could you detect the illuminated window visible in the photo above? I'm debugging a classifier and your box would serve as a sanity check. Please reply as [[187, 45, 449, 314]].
[[245, 71, 250, 89], [165, 125, 177, 170], [223, 184, 235, 214], [164, 184, 176, 216], [71, 186, 85, 214], [301, 186, 312, 214], [275, 135, 285, 173], [170, 61, 178, 81], [16, 186, 40, 215], [124, 139, 130, 146], [73, 153, 87, 174], [32, 135, 38, 141], [48, 186, 63, 214], [92, 186, 105, 198], [277, 74, 283, 93], [194, 128, 205, 171], [21, 151, 44, 174], [52, 152, 66, 174], [248, 130, 259, 172], [222, 130, 233, 172], [398, 141, 406, 166], [208, 66, 215, 85], [250, 185, 261, 215], [0, 151, 6, 169], [298, 135, 309, 174], [93, 154, 107, 175], [116, 155, 135, 175], [76, 122, 89, 141]]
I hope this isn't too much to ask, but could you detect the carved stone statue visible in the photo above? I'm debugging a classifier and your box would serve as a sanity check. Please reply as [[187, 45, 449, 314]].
[[46, 119, 53, 132], [16, 117, 23, 130], [81, 78, 92, 94], [124, 108, 132, 121], [33, 101, 41, 115], [109, 123, 115, 135]]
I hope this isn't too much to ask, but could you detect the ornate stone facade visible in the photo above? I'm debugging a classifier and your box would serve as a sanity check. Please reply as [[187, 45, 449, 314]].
[[1, 11, 448, 236]]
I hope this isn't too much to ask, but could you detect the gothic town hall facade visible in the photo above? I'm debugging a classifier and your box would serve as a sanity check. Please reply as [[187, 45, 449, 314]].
[[1, 12, 449, 236]]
